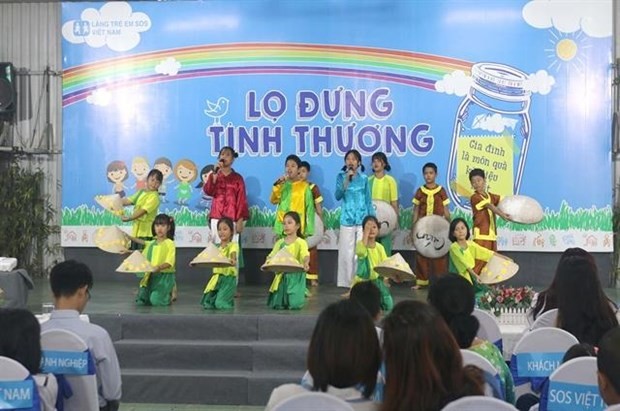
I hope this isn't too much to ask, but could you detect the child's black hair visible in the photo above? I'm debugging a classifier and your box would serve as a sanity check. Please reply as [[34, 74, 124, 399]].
[[217, 217, 235, 235], [372, 152, 391, 171], [423, 162, 438, 173], [468, 168, 485, 181], [285, 154, 302, 167], [341, 149, 365, 172], [284, 211, 304, 239], [299, 161, 311, 172], [152, 213, 175, 240], [147, 168, 164, 183], [219, 146, 239, 158], [448, 217, 470, 242], [362, 215, 381, 231]]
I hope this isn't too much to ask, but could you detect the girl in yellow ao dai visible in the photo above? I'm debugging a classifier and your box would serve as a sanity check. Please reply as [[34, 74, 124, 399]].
[[353, 215, 394, 311], [202, 217, 239, 310], [267, 211, 310, 310]]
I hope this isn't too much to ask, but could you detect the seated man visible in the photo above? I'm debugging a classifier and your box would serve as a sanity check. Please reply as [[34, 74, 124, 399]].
[[598, 327, 620, 406], [41, 260, 122, 411]]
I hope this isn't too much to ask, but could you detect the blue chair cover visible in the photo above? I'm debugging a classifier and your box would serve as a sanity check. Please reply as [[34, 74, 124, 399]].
[[0, 375, 41, 411], [509, 354, 548, 393]]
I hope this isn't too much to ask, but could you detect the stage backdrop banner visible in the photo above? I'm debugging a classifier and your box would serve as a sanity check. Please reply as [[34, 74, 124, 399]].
[[61, 0, 613, 251]]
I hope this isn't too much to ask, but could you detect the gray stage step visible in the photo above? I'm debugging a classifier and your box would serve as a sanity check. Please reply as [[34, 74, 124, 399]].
[[121, 369, 303, 405], [115, 339, 308, 371], [94, 313, 316, 406]]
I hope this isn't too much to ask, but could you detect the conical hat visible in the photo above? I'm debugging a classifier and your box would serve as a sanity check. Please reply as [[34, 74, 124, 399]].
[[190, 243, 234, 268], [94, 226, 130, 254], [479, 254, 519, 284], [498, 195, 544, 224], [116, 250, 155, 273], [413, 215, 451, 258], [374, 253, 416, 283], [94, 194, 124, 216], [261, 247, 304, 273]]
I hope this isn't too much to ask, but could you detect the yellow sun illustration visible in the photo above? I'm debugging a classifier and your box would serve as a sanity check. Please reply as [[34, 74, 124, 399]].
[[556, 38, 578, 61], [546, 30, 588, 73]]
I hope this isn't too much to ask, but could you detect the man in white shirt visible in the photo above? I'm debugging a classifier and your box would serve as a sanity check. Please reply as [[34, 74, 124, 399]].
[[41, 260, 122, 411]]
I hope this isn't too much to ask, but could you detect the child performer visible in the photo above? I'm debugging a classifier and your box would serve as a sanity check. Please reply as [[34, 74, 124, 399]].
[[351, 216, 394, 312], [201, 218, 238, 310], [469, 168, 511, 274], [368, 151, 398, 256], [267, 211, 310, 310], [411, 162, 451, 289], [270, 155, 315, 238], [126, 214, 176, 306], [335, 149, 374, 289], [448, 217, 493, 297], [203, 146, 249, 244], [299, 161, 323, 287], [121, 169, 163, 250]]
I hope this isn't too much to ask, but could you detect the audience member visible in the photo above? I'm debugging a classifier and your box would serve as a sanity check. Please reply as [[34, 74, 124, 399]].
[[428, 274, 515, 403], [598, 327, 620, 406], [350, 281, 383, 337], [381, 300, 484, 411], [0, 308, 58, 411], [266, 300, 381, 410], [41, 260, 122, 411], [530, 248, 617, 345]]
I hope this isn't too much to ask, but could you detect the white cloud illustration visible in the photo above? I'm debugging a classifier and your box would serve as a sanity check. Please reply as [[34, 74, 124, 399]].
[[434, 70, 472, 97], [524, 70, 556, 95], [522, 0, 611, 38], [62, 2, 152, 52], [155, 57, 182, 76], [86, 88, 112, 106], [472, 113, 518, 134]]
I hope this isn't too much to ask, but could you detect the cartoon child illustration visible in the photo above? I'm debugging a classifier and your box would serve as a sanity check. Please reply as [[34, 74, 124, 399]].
[[131, 157, 150, 191], [154, 157, 174, 203], [195, 165, 215, 211], [107, 160, 128, 197], [174, 159, 198, 205]]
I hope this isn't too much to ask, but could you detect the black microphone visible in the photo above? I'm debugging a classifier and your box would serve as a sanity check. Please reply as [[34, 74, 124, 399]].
[[214, 159, 223, 173], [348, 166, 354, 182]]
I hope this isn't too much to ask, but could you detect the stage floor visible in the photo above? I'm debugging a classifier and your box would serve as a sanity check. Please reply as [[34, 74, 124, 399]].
[[26, 277, 620, 316], [27, 277, 434, 316]]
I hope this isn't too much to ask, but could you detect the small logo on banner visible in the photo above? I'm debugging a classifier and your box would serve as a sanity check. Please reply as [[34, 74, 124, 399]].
[[41, 350, 90, 375]]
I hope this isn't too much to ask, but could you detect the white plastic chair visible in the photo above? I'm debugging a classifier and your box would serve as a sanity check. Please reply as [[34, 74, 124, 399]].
[[529, 309, 558, 331], [510, 327, 579, 398], [474, 308, 503, 352], [544, 357, 605, 410], [0, 356, 39, 410], [271, 391, 355, 411], [40, 329, 99, 411], [461, 349, 504, 400], [606, 404, 620, 410], [441, 395, 518, 410]]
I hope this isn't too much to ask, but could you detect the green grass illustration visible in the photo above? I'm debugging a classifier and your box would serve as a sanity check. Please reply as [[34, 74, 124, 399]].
[[63, 201, 612, 231]]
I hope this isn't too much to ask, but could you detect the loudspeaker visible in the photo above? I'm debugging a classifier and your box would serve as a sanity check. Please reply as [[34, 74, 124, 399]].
[[0, 63, 16, 121]]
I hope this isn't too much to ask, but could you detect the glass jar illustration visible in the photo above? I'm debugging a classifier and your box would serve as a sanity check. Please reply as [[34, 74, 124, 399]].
[[446, 62, 531, 210]]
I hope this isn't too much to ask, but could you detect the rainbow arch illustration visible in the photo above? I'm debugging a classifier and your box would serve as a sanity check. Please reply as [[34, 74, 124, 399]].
[[62, 43, 473, 107]]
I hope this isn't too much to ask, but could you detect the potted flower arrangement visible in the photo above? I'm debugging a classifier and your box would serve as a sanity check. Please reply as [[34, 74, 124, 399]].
[[477, 285, 535, 321]]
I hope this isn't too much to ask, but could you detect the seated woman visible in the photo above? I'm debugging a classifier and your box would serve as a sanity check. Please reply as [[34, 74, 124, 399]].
[[0, 308, 58, 411], [381, 300, 484, 411], [428, 274, 515, 404], [265, 300, 381, 410], [529, 247, 617, 346]]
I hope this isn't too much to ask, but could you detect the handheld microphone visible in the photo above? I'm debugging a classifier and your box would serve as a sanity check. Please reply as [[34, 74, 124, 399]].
[[214, 159, 224, 173], [348, 166, 354, 182]]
